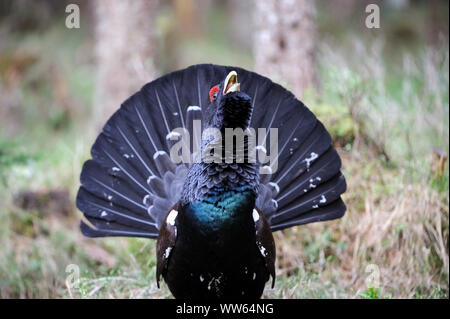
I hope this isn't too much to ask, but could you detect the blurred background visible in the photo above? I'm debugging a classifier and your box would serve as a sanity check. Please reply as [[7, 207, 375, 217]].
[[0, 0, 448, 299]]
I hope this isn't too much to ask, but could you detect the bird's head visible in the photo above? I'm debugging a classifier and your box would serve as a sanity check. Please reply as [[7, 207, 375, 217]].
[[203, 70, 252, 130]]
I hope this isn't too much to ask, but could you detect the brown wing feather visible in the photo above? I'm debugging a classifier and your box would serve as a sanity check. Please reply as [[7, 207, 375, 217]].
[[156, 203, 179, 288], [254, 207, 276, 288]]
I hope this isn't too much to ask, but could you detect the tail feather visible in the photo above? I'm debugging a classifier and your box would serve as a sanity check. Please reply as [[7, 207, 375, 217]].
[[80, 220, 157, 238], [92, 134, 151, 195], [269, 173, 347, 225], [270, 199, 346, 232], [274, 147, 342, 211], [77, 188, 156, 229], [273, 121, 332, 189], [80, 160, 149, 213]]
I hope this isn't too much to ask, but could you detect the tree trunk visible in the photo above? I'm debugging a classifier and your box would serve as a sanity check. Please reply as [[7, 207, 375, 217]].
[[253, 0, 317, 98], [92, 0, 159, 127], [226, 0, 254, 51]]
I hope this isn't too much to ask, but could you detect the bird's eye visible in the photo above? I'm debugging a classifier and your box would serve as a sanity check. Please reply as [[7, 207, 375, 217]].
[[209, 86, 219, 103]]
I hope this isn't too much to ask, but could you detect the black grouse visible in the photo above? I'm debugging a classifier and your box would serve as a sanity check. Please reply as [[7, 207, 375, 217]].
[[77, 64, 347, 299]]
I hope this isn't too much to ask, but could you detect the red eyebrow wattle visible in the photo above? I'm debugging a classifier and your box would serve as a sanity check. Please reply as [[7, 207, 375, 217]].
[[209, 86, 219, 102]]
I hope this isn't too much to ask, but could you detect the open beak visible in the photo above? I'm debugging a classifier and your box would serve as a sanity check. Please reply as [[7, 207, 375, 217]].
[[223, 71, 240, 95]]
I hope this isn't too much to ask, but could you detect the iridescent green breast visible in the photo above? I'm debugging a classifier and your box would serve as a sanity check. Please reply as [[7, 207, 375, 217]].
[[186, 186, 256, 234]]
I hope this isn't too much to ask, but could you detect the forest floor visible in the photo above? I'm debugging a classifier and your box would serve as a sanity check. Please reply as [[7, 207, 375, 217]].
[[0, 6, 448, 299]]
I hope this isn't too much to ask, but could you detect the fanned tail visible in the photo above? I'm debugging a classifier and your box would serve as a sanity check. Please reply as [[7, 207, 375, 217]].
[[77, 64, 347, 238]]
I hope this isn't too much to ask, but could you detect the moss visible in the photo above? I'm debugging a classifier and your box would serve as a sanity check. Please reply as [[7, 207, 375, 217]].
[[308, 103, 355, 147]]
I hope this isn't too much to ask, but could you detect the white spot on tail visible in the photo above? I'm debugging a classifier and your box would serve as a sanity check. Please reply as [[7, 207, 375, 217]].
[[166, 131, 181, 140], [200, 275, 204, 282], [167, 209, 178, 226], [271, 199, 278, 208], [260, 165, 272, 174], [101, 211, 107, 217], [147, 175, 156, 185], [268, 182, 280, 194], [312, 204, 319, 209], [319, 195, 327, 203], [253, 273, 256, 280], [153, 151, 166, 160], [147, 205, 153, 217], [112, 167, 120, 172], [143, 194, 151, 206], [256, 145, 267, 154], [187, 106, 201, 112], [304, 152, 318, 170]]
